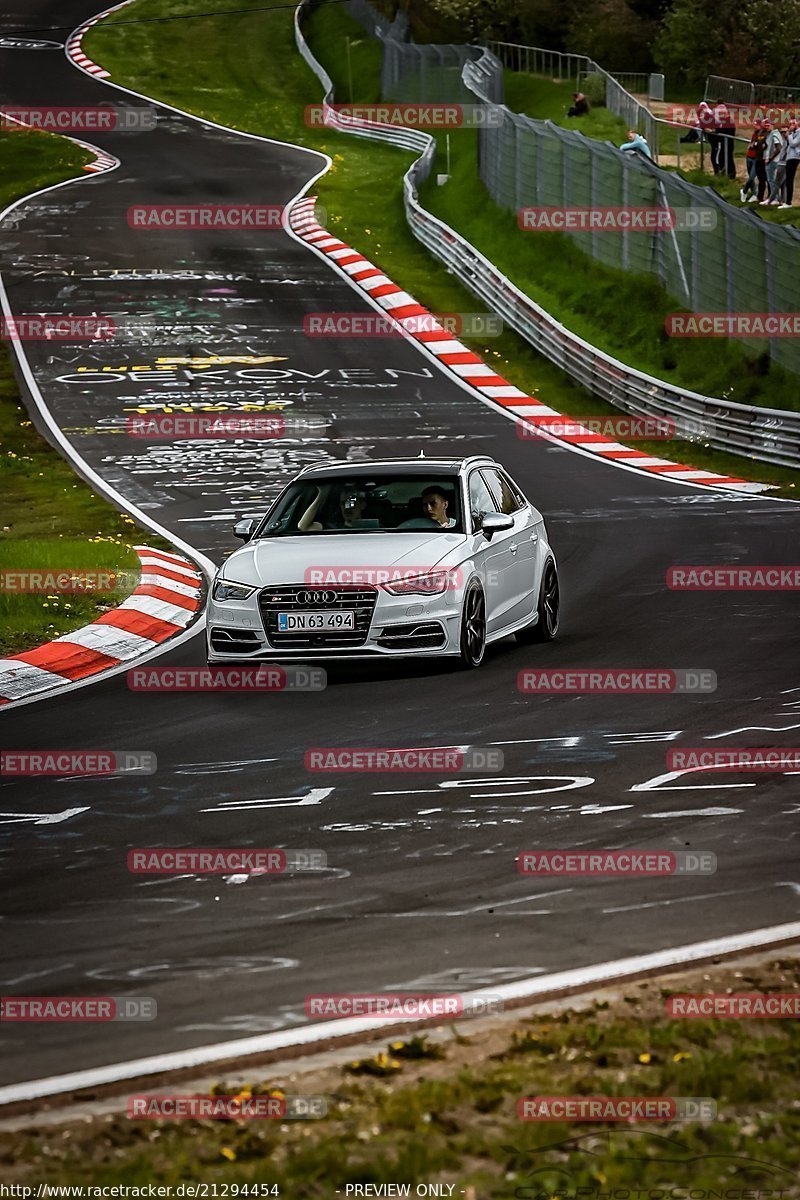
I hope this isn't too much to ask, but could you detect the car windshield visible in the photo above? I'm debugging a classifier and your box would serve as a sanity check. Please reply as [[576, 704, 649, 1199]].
[[258, 475, 463, 536]]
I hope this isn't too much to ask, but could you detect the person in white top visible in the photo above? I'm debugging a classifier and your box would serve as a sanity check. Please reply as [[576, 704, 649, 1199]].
[[783, 120, 800, 206], [763, 123, 785, 205]]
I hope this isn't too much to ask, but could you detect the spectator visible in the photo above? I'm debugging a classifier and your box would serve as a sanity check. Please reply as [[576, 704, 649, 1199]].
[[740, 119, 764, 202], [762, 119, 786, 206], [713, 98, 737, 178], [567, 92, 590, 118], [769, 122, 791, 206], [680, 99, 716, 145], [620, 129, 652, 159], [762, 118, 786, 205], [783, 119, 800, 206], [741, 119, 770, 202]]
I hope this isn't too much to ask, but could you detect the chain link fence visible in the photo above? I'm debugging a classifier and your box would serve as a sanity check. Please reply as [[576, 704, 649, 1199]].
[[294, 0, 800, 464], [376, 30, 800, 378]]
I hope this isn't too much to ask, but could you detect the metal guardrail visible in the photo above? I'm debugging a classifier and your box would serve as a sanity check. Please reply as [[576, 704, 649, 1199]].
[[294, 0, 800, 468], [706, 74, 800, 107]]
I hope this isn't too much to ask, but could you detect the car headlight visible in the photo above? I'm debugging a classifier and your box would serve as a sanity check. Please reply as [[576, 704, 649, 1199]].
[[381, 571, 452, 596], [212, 579, 256, 602]]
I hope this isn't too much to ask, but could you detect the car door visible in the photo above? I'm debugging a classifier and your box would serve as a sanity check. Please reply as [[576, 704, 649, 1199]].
[[467, 468, 515, 636], [481, 467, 537, 627]]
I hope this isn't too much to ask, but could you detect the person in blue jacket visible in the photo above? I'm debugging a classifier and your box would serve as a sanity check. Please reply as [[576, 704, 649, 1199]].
[[620, 129, 653, 159]]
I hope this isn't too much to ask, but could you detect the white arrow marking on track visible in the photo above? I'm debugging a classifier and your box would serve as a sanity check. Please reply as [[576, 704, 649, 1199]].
[[200, 788, 333, 812], [0, 807, 89, 826]]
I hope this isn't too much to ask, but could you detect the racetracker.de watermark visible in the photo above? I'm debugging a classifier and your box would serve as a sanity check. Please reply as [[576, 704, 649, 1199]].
[[667, 565, 800, 589], [127, 414, 285, 439], [305, 993, 503, 1019], [303, 566, 462, 592], [666, 313, 800, 337], [128, 1094, 327, 1119], [0, 569, 128, 593], [518, 207, 717, 232], [305, 747, 504, 772], [303, 312, 503, 337], [0, 996, 156, 1021], [126, 667, 326, 692], [666, 101, 800, 127], [128, 849, 327, 873], [1, 105, 157, 132], [304, 102, 504, 128], [667, 747, 800, 771], [516, 415, 711, 441], [517, 1096, 717, 1122], [1, 316, 114, 340], [0, 751, 156, 776], [516, 850, 717, 875], [518, 669, 717, 694], [666, 993, 800, 1018], [127, 205, 290, 230]]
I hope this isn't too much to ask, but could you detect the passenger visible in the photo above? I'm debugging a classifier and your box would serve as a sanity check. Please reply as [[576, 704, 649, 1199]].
[[421, 486, 457, 528]]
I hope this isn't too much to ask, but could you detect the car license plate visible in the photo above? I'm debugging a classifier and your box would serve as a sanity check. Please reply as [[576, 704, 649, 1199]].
[[277, 610, 355, 632]]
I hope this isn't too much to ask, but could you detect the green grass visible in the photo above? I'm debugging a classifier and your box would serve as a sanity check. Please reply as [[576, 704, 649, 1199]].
[[0, 127, 168, 655], [3, 958, 800, 1191], [82, 0, 799, 499], [504, 72, 629, 144]]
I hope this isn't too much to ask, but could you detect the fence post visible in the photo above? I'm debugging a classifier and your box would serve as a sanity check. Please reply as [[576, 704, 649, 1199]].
[[765, 227, 778, 370], [621, 161, 629, 271]]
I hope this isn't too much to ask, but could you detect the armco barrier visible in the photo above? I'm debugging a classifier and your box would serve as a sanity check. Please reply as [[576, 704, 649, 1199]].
[[295, 0, 800, 469]]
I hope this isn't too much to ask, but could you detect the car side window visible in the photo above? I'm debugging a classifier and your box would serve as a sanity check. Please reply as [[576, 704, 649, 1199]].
[[482, 468, 524, 515], [468, 471, 499, 531]]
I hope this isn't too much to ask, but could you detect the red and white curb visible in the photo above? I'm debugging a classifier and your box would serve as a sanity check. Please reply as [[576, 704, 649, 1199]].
[[289, 196, 768, 495], [0, 547, 204, 706], [65, 0, 134, 81], [80, 144, 118, 174], [66, 0, 137, 81], [66, 20, 111, 79]]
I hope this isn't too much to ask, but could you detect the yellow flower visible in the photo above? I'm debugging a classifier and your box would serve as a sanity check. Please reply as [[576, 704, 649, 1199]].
[[673, 1051, 692, 1062], [638, 1052, 652, 1064], [220, 1147, 236, 1162]]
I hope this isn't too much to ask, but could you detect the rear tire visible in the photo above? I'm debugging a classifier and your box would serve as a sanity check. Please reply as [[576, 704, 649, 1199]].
[[458, 583, 486, 668], [515, 557, 559, 644]]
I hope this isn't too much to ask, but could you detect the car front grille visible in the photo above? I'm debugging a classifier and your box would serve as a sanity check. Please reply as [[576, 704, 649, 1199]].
[[258, 584, 378, 648]]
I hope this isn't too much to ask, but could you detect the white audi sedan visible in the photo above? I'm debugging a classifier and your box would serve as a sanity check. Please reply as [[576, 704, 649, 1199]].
[[206, 456, 559, 668]]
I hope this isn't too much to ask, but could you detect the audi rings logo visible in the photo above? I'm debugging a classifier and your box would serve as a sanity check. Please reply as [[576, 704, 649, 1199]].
[[295, 589, 338, 606]]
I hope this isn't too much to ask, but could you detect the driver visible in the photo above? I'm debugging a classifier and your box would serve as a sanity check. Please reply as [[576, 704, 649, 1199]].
[[338, 489, 368, 528], [421, 486, 456, 528]]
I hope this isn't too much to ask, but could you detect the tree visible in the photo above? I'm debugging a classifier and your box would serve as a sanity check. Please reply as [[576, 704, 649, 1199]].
[[566, 0, 658, 71]]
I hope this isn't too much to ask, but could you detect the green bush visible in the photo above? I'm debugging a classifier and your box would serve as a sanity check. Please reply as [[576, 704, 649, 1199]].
[[582, 72, 607, 107]]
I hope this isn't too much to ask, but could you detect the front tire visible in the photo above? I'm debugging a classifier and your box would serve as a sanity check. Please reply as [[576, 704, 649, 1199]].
[[458, 583, 486, 668], [516, 557, 559, 644]]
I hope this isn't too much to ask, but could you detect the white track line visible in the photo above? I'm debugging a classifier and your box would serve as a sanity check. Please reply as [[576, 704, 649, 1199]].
[[2, 920, 798, 1107], [0, 8, 334, 711]]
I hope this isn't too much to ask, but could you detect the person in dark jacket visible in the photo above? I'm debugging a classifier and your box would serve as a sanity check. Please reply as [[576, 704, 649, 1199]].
[[567, 92, 590, 117], [713, 98, 737, 178]]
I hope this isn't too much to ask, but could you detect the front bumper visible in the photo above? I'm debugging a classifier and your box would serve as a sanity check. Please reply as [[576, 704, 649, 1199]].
[[206, 583, 464, 661]]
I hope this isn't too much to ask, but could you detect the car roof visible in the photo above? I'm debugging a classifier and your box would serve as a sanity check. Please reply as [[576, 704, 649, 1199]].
[[299, 457, 495, 479]]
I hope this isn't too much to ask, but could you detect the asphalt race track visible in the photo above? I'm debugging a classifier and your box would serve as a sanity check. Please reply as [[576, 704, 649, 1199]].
[[1, 0, 800, 1093]]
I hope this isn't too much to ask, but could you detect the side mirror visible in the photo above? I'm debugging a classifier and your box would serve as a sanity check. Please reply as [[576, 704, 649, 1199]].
[[481, 512, 514, 539], [233, 517, 259, 542]]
